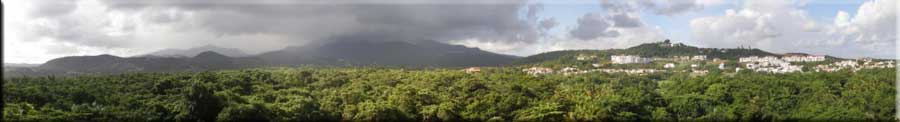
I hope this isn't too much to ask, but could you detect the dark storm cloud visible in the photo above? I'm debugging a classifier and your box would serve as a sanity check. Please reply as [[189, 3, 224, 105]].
[[22, 14, 134, 48], [598, 0, 636, 13], [28, 0, 79, 18], [637, 0, 700, 15], [98, 0, 543, 44], [599, 0, 707, 15], [569, 13, 619, 40], [608, 13, 641, 28], [571, 0, 704, 40], [527, 3, 543, 20], [538, 18, 557, 30]]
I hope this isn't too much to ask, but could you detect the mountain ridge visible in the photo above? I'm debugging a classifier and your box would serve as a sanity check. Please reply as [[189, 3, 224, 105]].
[[7, 40, 518, 77], [140, 45, 250, 58]]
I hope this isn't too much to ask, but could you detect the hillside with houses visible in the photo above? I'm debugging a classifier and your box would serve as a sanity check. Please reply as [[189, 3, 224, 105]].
[[516, 40, 895, 76]]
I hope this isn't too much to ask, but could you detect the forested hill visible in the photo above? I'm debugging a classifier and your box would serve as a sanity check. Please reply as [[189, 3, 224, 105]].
[[514, 40, 779, 65], [34, 52, 259, 74]]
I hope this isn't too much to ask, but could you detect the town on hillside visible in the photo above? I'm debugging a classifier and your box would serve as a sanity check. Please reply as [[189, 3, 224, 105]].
[[519, 40, 896, 76]]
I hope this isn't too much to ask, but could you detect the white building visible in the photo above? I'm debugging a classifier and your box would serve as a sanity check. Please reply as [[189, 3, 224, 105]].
[[739, 56, 781, 63], [782, 55, 825, 62], [691, 55, 707, 61], [560, 67, 579, 72], [611, 55, 651, 64], [523, 67, 554, 75], [718, 63, 726, 70], [664, 63, 675, 69], [739, 56, 803, 73], [834, 60, 859, 67]]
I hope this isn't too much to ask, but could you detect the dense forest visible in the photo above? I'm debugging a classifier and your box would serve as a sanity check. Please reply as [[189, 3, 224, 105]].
[[3, 67, 896, 121]]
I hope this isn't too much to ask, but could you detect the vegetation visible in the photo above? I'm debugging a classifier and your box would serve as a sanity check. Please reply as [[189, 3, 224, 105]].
[[4, 66, 896, 121]]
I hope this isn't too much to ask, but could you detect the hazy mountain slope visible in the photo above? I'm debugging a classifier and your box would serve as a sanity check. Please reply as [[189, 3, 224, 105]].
[[142, 45, 249, 57], [6, 40, 518, 77], [255, 40, 519, 67], [2, 63, 41, 68]]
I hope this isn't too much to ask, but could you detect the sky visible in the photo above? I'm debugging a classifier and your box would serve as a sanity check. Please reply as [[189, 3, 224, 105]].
[[3, 0, 897, 64]]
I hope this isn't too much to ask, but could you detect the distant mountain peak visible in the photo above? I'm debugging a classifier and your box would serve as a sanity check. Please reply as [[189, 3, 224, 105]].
[[198, 44, 218, 48], [256, 39, 518, 67], [141, 45, 249, 57], [194, 51, 229, 58], [97, 54, 118, 57]]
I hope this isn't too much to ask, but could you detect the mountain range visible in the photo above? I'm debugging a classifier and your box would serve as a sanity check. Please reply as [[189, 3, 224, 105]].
[[4, 40, 519, 77], [3, 39, 847, 77]]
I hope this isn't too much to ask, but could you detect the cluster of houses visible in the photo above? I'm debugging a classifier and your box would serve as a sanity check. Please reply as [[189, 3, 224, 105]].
[[568, 68, 661, 75], [611, 55, 652, 64], [739, 56, 804, 73], [522, 67, 554, 75], [814, 59, 895, 72], [860, 59, 896, 69], [781, 54, 826, 62], [525, 66, 663, 76], [814, 60, 857, 72], [671, 55, 707, 61]]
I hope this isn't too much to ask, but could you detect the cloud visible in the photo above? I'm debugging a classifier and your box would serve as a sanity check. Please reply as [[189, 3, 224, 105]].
[[565, 1, 670, 51], [569, 12, 647, 40], [28, 0, 79, 18], [600, 0, 725, 15], [44, 43, 81, 55], [639, 0, 700, 15], [538, 18, 557, 31], [825, 0, 896, 58], [690, 0, 896, 58], [97, 0, 544, 44], [554, 26, 666, 52], [18, 0, 135, 48], [452, 25, 667, 56], [609, 13, 642, 28], [690, 9, 786, 48], [569, 13, 620, 40]]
